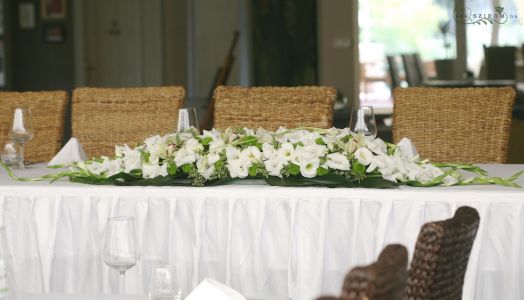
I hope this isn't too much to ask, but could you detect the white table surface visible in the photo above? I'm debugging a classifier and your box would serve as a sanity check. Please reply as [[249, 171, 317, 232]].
[[0, 164, 523, 300]]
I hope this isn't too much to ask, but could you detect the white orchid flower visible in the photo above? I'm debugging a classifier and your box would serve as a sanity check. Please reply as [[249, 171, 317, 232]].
[[365, 137, 387, 155], [226, 146, 241, 161], [142, 163, 168, 179]]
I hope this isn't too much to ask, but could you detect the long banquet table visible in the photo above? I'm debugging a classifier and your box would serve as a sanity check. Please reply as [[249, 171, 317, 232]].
[[0, 164, 523, 300]]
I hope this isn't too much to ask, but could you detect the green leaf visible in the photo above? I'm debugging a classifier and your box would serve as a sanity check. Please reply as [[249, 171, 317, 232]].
[[181, 164, 194, 174], [235, 135, 258, 147], [143, 152, 150, 163], [265, 174, 398, 189], [288, 163, 300, 176], [200, 136, 213, 146], [167, 162, 177, 175], [316, 167, 329, 176], [352, 161, 366, 175], [315, 138, 325, 145], [248, 165, 258, 177]]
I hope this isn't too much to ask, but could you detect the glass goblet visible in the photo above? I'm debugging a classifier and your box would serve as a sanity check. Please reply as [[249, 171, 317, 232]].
[[149, 265, 182, 300], [177, 108, 199, 133], [350, 106, 377, 138], [8, 107, 34, 169], [103, 217, 140, 294]]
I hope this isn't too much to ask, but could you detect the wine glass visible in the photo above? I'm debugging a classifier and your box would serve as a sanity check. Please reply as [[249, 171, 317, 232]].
[[349, 106, 377, 138], [149, 265, 182, 300], [177, 108, 199, 133], [103, 217, 140, 294], [1, 141, 19, 167], [8, 107, 34, 169]]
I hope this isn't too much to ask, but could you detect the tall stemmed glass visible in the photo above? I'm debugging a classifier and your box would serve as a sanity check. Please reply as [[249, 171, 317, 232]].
[[177, 108, 199, 133], [8, 107, 34, 169], [349, 106, 377, 138], [103, 217, 140, 294]]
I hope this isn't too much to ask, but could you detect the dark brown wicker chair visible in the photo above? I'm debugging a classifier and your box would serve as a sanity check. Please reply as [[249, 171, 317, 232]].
[[317, 244, 408, 300], [403, 206, 480, 300]]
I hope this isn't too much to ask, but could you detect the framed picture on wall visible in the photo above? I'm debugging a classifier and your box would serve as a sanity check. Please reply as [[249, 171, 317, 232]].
[[43, 23, 65, 43], [41, 0, 66, 20]]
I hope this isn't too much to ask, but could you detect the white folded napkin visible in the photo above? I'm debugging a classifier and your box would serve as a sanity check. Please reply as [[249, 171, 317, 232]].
[[397, 137, 419, 159], [48, 137, 88, 166], [185, 279, 246, 300]]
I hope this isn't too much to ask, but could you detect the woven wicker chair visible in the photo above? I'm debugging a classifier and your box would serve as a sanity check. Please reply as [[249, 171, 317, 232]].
[[393, 87, 515, 163], [0, 91, 67, 162], [72, 86, 185, 158], [213, 86, 336, 130], [403, 206, 480, 300], [317, 244, 408, 300]]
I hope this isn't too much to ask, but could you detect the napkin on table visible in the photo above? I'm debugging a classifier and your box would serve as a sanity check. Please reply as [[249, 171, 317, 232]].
[[185, 279, 246, 300], [48, 137, 88, 166]]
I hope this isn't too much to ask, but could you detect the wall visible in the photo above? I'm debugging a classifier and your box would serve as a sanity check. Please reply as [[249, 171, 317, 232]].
[[12, 0, 75, 91], [190, 0, 239, 100], [163, 0, 188, 87], [317, 0, 359, 104]]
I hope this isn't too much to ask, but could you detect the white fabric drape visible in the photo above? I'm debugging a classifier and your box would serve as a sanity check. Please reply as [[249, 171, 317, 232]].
[[0, 165, 523, 300]]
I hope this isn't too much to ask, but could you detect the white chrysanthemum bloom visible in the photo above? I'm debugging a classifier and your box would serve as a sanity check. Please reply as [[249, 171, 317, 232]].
[[226, 146, 241, 161], [277, 143, 295, 162], [299, 158, 320, 178], [142, 163, 168, 179], [354, 147, 373, 165], [326, 152, 350, 170], [262, 143, 277, 160], [174, 147, 197, 166], [227, 158, 249, 178], [264, 157, 285, 177], [240, 146, 262, 163], [365, 137, 387, 155]]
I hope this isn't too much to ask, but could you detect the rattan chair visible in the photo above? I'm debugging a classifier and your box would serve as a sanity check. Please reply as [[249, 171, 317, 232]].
[[72, 86, 185, 158], [213, 86, 336, 130], [317, 244, 408, 300], [0, 91, 67, 162], [393, 87, 516, 163], [403, 206, 480, 300]]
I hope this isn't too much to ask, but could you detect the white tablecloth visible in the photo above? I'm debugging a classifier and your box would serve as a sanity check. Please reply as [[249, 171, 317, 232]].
[[0, 164, 523, 300], [20, 294, 144, 300]]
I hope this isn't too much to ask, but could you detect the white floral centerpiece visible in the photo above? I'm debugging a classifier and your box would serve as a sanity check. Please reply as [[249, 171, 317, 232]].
[[3, 127, 523, 188]]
